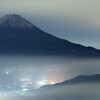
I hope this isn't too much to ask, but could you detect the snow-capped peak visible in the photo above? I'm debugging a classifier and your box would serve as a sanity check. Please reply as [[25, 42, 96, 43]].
[[0, 14, 34, 28]]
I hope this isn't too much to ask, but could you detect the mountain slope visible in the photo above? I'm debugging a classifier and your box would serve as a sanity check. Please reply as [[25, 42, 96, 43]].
[[0, 14, 100, 57], [39, 74, 100, 91]]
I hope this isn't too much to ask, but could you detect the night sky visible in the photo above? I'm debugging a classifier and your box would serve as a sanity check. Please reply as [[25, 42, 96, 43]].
[[0, 0, 100, 48]]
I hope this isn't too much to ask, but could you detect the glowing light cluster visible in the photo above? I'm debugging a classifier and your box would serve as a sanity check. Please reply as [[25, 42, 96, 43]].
[[20, 78, 31, 82], [37, 80, 48, 87], [22, 88, 28, 91]]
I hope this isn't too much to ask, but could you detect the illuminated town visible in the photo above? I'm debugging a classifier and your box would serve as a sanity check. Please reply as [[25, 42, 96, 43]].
[[0, 63, 60, 96]]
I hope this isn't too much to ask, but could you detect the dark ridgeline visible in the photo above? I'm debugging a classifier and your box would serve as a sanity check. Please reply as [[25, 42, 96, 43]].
[[0, 14, 100, 57], [39, 74, 100, 91]]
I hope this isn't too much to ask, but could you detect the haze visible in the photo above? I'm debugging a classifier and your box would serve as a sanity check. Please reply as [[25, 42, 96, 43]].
[[1, 83, 100, 100], [0, 56, 100, 86]]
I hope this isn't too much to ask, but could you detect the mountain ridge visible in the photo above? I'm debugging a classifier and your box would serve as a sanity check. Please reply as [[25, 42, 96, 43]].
[[38, 74, 100, 91], [0, 14, 100, 57]]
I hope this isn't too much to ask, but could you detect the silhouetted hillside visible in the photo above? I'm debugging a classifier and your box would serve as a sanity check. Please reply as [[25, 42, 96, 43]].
[[0, 14, 100, 57]]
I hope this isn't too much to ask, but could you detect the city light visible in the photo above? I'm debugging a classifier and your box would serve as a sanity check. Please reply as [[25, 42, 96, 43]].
[[37, 80, 48, 87]]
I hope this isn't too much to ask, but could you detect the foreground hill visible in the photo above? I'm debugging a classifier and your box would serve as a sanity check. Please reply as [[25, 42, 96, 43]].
[[39, 74, 100, 90]]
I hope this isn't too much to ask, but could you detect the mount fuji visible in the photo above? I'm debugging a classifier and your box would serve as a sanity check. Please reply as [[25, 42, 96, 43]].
[[0, 14, 100, 57]]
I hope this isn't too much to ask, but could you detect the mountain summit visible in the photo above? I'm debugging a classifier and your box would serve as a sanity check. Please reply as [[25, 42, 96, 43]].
[[0, 14, 100, 57], [0, 14, 34, 28]]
